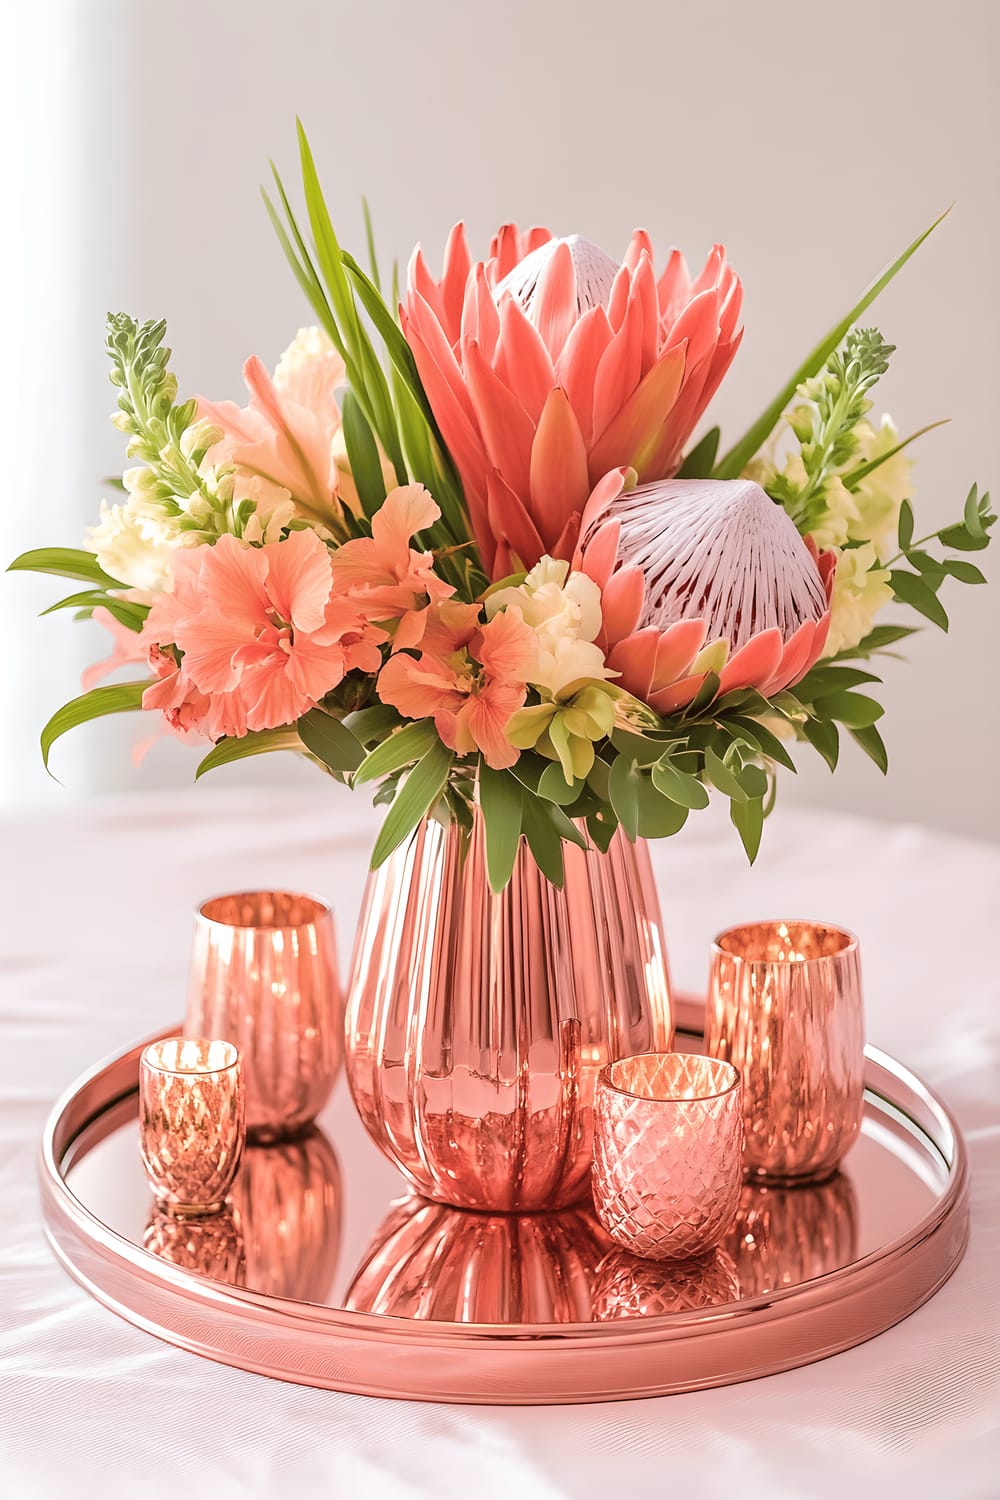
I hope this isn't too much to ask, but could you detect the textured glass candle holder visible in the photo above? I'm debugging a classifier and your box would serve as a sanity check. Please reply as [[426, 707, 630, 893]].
[[186, 891, 341, 1142], [591, 1052, 743, 1261], [706, 921, 865, 1183], [138, 1038, 245, 1216]]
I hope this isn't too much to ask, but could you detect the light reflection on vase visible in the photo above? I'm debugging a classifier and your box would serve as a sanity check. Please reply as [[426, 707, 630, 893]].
[[345, 1195, 614, 1323], [229, 1127, 342, 1302], [591, 1246, 740, 1320], [143, 1206, 246, 1286], [726, 1173, 859, 1297], [346, 811, 673, 1212]]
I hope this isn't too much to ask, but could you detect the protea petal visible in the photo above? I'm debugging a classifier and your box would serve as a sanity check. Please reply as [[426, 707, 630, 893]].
[[486, 469, 546, 575], [556, 304, 615, 443], [462, 338, 535, 503], [599, 565, 645, 642], [528, 387, 590, 549], [495, 295, 557, 425], [717, 628, 785, 696], [607, 628, 661, 699], [588, 343, 687, 482]]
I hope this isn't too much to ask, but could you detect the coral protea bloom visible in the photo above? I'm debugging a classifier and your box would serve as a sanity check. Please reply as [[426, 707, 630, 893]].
[[402, 225, 742, 576], [576, 475, 834, 714]]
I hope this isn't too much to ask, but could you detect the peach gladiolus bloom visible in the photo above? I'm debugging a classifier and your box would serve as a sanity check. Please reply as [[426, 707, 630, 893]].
[[402, 225, 742, 576], [199, 341, 353, 534], [378, 600, 533, 768], [330, 484, 453, 639], [141, 529, 384, 739]]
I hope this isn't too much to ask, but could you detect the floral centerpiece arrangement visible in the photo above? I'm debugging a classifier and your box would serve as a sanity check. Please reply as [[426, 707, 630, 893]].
[[11, 127, 993, 893]]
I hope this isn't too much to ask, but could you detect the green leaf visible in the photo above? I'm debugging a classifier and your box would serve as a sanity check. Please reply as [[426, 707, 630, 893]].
[[942, 559, 987, 585], [795, 665, 882, 698], [354, 719, 438, 785], [676, 427, 720, 479], [41, 681, 149, 773], [340, 390, 387, 519], [538, 763, 587, 806], [801, 715, 840, 770], [703, 746, 748, 802], [542, 801, 589, 850], [840, 420, 948, 489], [849, 723, 889, 774], [521, 795, 566, 887], [608, 755, 641, 840], [737, 762, 770, 800], [196, 728, 302, 779], [479, 765, 523, 893], [821, 691, 884, 728], [731, 795, 765, 863], [370, 741, 453, 869], [39, 590, 148, 631], [610, 728, 666, 766], [889, 569, 949, 631], [343, 704, 401, 744], [682, 672, 721, 718], [634, 777, 690, 838], [897, 499, 914, 552], [586, 809, 619, 854], [964, 483, 985, 538], [8, 547, 122, 589], [714, 210, 950, 479], [651, 757, 710, 809], [297, 708, 366, 773], [361, 196, 382, 292], [937, 525, 990, 553], [725, 716, 797, 772]]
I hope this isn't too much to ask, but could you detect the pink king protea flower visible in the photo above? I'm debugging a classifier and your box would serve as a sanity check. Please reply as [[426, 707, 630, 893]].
[[575, 475, 835, 714], [402, 225, 742, 577]]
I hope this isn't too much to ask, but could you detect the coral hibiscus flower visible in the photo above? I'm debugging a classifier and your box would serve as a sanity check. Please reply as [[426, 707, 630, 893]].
[[378, 600, 533, 768]]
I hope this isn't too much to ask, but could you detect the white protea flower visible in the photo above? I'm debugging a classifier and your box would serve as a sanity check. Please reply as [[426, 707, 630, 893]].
[[494, 235, 620, 322], [575, 475, 835, 714]]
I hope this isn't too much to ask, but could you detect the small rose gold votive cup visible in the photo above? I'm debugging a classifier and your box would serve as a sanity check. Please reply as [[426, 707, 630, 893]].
[[591, 1052, 743, 1262], [706, 920, 865, 1184], [139, 1038, 245, 1216], [186, 891, 341, 1142]]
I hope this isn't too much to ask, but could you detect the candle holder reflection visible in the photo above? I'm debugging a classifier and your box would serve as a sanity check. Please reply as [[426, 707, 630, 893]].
[[229, 1126, 342, 1302], [591, 1246, 741, 1319], [726, 1173, 859, 1297], [143, 1206, 246, 1286], [345, 1196, 613, 1324]]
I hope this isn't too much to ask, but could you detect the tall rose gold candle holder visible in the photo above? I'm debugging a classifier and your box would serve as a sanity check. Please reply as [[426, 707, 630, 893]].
[[706, 920, 865, 1183], [591, 1052, 743, 1261], [186, 891, 341, 1141], [138, 1038, 245, 1216]]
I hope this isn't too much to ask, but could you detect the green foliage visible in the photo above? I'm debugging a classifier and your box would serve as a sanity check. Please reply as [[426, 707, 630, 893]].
[[263, 123, 478, 594], [370, 741, 454, 868], [297, 708, 366, 774], [8, 546, 123, 588], [40, 681, 150, 774], [883, 484, 995, 634], [714, 209, 950, 479], [196, 728, 302, 779]]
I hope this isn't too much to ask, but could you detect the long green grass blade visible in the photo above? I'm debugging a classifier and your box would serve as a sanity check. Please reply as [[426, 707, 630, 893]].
[[8, 547, 122, 588], [715, 210, 951, 479], [41, 681, 149, 774]]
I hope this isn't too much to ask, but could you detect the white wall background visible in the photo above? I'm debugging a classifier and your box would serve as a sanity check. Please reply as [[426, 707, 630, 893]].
[[3, 0, 998, 839]]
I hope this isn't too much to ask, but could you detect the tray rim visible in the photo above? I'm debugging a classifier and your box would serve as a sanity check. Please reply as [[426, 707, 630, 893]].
[[38, 999, 970, 1401]]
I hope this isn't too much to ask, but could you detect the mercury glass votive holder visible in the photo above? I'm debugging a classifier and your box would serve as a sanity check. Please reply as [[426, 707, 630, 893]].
[[186, 891, 341, 1142], [139, 1038, 245, 1216], [591, 1052, 743, 1261], [706, 920, 865, 1183]]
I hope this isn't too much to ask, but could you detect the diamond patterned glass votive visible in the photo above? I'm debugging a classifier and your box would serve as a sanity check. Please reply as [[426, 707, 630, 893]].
[[592, 1052, 743, 1261], [186, 891, 341, 1141], [706, 921, 864, 1183], [139, 1038, 245, 1215]]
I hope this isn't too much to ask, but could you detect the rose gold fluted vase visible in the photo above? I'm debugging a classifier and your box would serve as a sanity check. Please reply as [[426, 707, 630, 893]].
[[345, 813, 673, 1212]]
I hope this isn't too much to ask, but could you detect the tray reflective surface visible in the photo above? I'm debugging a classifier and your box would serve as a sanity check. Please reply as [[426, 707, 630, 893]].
[[41, 1000, 969, 1403]]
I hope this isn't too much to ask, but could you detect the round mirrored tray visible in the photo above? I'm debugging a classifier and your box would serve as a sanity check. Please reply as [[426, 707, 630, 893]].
[[39, 997, 969, 1404]]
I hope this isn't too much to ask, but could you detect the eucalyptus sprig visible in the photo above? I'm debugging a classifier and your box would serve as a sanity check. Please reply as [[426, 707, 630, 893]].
[[882, 483, 994, 630]]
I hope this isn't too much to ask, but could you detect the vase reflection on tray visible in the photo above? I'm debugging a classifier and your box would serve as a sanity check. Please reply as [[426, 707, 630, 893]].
[[725, 1173, 859, 1297], [345, 1195, 614, 1323], [346, 811, 673, 1213], [229, 1127, 342, 1302]]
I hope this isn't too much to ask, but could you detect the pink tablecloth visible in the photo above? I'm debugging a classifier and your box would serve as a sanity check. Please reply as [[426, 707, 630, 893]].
[[2, 785, 998, 1498]]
